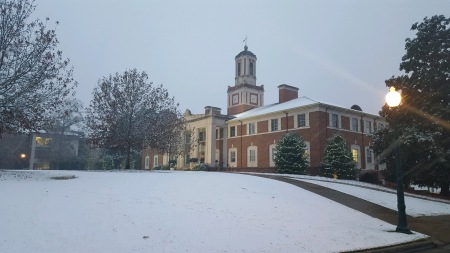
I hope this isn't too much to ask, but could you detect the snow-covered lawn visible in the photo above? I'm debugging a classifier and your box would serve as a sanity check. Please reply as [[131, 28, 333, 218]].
[[0, 170, 427, 253]]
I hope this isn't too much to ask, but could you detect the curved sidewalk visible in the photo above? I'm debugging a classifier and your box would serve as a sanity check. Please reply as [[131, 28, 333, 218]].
[[250, 174, 450, 253]]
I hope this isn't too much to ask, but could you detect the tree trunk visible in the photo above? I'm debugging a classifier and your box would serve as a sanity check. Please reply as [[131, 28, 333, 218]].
[[439, 182, 449, 196], [125, 144, 131, 170]]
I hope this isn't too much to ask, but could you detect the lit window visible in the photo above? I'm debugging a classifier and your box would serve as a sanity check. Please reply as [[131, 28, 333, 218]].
[[352, 149, 358, 162], [331, 114, 339, 128], [352, 118, 359, 132], [35, 137, 52, 147], [271, 119, 278, 131], [248, 123, 256, 135], [297, 114, 306, 128]]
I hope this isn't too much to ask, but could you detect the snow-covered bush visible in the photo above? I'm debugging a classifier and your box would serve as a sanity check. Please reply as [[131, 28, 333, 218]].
[[274, 132, 309, 174], [321, 133, 356, 179]]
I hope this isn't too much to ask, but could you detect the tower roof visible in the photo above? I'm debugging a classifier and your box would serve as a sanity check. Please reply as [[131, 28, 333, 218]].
[[235, 45, 257, 59]]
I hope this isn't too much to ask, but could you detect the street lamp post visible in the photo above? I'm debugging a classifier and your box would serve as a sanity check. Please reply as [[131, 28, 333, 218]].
[[385, 87, 412, 234]]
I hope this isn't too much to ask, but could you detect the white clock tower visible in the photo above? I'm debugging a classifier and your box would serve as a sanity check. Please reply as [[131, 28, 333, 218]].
[[227, 45, 264, 115]]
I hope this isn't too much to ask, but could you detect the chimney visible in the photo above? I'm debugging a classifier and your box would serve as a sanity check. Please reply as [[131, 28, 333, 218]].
[[205, 106, 222, 116], [278, 84, 299, 103]]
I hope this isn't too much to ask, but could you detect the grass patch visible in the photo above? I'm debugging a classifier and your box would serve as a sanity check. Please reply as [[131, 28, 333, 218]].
[[50, 175, 77, 180]]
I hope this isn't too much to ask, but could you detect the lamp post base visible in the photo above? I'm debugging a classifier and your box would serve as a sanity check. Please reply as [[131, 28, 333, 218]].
[[396, 226, 413, 234]]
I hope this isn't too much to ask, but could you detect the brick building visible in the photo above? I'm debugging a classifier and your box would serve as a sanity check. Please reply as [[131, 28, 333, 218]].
[[143, 46, 385, 173]]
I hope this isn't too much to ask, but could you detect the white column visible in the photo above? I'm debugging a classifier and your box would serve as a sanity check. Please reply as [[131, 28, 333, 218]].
[[206, 125, 216, 165]]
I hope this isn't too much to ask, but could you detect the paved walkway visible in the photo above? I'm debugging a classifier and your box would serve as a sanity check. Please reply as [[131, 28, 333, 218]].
[[248, 174, 450, 253]]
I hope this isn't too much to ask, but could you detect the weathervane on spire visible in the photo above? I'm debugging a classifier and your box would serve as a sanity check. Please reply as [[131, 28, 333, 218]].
[[243, 36, 248, 50]]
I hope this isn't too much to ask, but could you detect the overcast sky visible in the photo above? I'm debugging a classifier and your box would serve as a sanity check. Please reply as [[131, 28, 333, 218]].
[[32, 0, 449, 115]]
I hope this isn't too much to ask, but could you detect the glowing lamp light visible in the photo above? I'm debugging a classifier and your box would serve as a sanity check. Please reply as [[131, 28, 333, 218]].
[[20, 153, 26, 159], [385, 87, 401, 107]]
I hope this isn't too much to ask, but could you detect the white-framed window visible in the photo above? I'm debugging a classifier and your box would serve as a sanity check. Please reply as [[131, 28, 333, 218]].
[[270, 118, 279, 132], [297, 114, 306, 128], [247, 146, 257, 167], [269, 144, 277, 167], [351, 118, 359, 132], [145, 156, 150, 170], [351, 145, 361, 169], [153, 155, 159, 167], [229, 148, 237, 167], [331, 114, 339, 128], [248, 122, 256, 135], [366, 148, 373, 164], [230, 126, 236, 137], [365, 120, 372, 134]]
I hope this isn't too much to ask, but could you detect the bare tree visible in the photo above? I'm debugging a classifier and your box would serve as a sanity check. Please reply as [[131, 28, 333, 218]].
[[0, 0, 76, 136], [86, 69, 182, 170]]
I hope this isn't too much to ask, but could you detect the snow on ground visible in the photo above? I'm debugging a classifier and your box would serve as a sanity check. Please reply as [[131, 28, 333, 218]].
[[0, 170, 427, 253], [267, 174, 450, 217]]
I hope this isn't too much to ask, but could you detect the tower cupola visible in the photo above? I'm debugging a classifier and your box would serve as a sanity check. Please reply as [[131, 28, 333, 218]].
[[235, 46, 257, 85], [227, 45, 264, 115]]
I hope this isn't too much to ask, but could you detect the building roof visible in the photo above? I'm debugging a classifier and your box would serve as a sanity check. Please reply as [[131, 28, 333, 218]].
[[228, 96, 381, 122], [235, 45, 257, 59]]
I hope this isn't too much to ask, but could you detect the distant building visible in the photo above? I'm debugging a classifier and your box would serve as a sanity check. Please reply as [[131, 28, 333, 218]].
[[142, 46, 385, 173], [0, 132, 81, 170]]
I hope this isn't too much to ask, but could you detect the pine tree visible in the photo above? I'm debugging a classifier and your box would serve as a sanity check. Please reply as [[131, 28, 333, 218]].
[[321, 133, 356, 179], [274, 132, 309, 174]]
